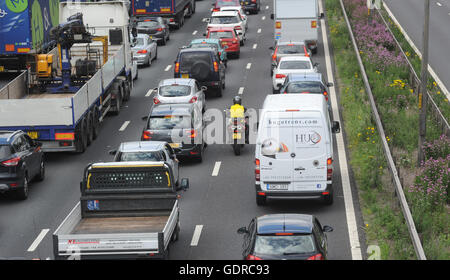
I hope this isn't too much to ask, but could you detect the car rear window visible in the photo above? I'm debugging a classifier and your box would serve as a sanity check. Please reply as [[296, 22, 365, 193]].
[[209, 31, 233, 39], [217, 0, 241, 6], [134, 38, 145, 46], [279, 61, 312, 70], [179, 52, 211, 70], [137, 21, 159, 28], [149, 115, 192, 130], [211, 16, 239, 24], [119, 151, 163, 162], [254, 235, 316, 256], [159, 85, 191, 97], [190, 43, 218, 50], [286, 81, 324, 93], [277, 45, 305, 54], [0, 145, 12, 158]]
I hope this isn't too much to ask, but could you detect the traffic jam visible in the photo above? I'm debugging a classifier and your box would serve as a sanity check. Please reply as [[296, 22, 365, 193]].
[[0, 0, 360, 261]]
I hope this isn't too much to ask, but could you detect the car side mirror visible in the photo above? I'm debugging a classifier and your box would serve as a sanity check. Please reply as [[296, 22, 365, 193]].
[[270, 13, 274, 20], [268, 46, 274, 50], [205, 18, 210, 23], [323, 225, 333, 232], [35, 141, 43, 147], [320, 12, 325, 19], [332, 121, 340, 133], [314, 62, 319, 67], [108, 149, 117, 155], [201, 86, 207, 91], [131, 27, 137, 38], [203, 33, 207, 36], [237, 227, 248, 234], [142, 116, 148, 121], [327, 82, 334, 87], [180, 178, 189, 191]]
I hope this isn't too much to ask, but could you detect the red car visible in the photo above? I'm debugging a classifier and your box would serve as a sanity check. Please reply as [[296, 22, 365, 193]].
[[206, 27, 241, 58], [212, 0, 242, 12]]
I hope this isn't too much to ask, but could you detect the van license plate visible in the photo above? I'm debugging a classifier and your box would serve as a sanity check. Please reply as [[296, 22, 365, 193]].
[[181, 74, 189, 78], [169, 143, 180, 148], [27, 131, 39, 139], [267, 184, 288, 190]]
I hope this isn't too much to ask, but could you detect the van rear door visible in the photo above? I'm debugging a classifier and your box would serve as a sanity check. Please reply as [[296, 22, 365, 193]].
[[259, 111, 294, 190], [291, 111, 328, 191]]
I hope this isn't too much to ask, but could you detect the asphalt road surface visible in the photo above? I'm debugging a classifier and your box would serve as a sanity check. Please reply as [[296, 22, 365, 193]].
[[0, 0, 363, 260]]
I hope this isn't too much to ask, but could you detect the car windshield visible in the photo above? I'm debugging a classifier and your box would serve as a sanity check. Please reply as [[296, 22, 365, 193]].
[[137, 21, 159, 28], [179, 52, 211, 70], [254, 235, 316, 256], [211, 16, 239, 24], [149, 115, 192, 130], [0, 145, 11, 158], [159, 85, 191, 97], [119, 151, 163, 162], [209, 31, 233, 39], [279, 61, 312, 70], [277, 45, 305, 54], [285, 81, 324, 93]]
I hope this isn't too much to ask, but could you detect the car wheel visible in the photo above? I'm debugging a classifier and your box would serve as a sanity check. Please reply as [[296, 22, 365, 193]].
[[161, 36, 167, 46], [323, 186, 334, 205], [36, 159, 45, 181], [15, 175, 29, 200], [146, 56, 151, 67], [256, 193, 266, 206], [195, 145, 203, 163], [216, 85, 223, 97]]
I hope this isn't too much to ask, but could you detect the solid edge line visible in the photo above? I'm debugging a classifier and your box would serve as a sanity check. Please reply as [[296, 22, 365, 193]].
[[319, 0, 363, 260], [27, 229, 50, 252]]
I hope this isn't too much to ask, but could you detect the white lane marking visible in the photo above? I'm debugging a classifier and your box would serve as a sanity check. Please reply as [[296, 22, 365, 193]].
[[246, 63, 252, 69], [253, 43, 257, 49], [164, 65, 172, 71], [266, 5, 269, 9], [262, 16, 266, 20], [119, 121, 130, 131], [238, 87, 245, 95], [27, 229, 49, 252], [145, 88, 153, 97], [257, 28, 261, 33], [319, 0, 362, 260], [192, 30, 198, 35], [212, 161, 221, 176], [190, 225, 204, 246], [436, 2, 442, 6]]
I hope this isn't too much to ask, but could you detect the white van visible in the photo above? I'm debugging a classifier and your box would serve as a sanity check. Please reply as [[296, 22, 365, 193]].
[[254, 94, 340, 206], [271, 0, 323, 54]]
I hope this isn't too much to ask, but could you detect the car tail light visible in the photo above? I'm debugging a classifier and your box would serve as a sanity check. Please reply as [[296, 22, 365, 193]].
[[255, 158, 260, 181], [327, 158, 333, 180], [234, 26, 242, 30], [232, 40, 238, 44], [1, 157, 21, 167], [213, 8, 220, 12], [156, 27, 164, 31], [153, 97, 161, 104], [189, 96, 198, 103], [275, 74, 286, 79], [304, 46, 310, 57], [169, 18, 174, 22], [272, 48, 278, 61], [213, 61, 219, 72], [9, 183, 18, 188], [323, 91, 329, 101], [185, 129, 197, 138], [246, 254, 262, 260], [251, 0, 257, 2], [307, 253, 324, 260], [137, 49, 148, 54], [174, 62, 180, 73], [142, 131, 152, 140]]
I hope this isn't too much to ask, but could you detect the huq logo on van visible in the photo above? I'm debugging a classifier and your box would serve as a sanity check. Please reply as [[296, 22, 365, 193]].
[[295, 131, 321, 145]]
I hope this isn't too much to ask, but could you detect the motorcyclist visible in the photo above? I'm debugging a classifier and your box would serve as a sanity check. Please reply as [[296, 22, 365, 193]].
[[229, 96, 248, 143]]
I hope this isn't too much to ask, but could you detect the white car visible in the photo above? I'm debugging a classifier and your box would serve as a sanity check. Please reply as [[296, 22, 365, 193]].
[[272, 56, 318, 93], [131, 33, 158, 67], [220, 6, 248, 31], [207, 11, 246, 45]]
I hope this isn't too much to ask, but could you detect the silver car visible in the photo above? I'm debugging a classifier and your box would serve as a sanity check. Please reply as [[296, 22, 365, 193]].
[[152, 78, 207, 113], [131, 33, 158, 67]]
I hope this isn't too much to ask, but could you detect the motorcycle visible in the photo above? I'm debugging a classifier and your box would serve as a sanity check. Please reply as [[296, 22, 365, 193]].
[[227, 117, 246, 156]]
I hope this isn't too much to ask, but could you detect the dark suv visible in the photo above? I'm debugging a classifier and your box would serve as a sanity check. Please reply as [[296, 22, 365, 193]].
[[174, 47, 226, 97], [0, 131, 45, 200]]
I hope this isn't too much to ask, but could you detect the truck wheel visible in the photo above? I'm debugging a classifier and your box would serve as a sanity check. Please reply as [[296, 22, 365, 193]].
[[256, 194, 267, 206], [92, 108, 100, 140], [112, 87, 122, 116], [172, 222, 180, 242], [86, 113, 94, 146], [123, 80, 131, 101], [75, 119, 88, 153]]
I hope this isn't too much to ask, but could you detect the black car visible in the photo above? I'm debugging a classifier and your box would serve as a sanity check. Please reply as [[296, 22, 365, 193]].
[[0, 131, 45, 200], [174, 47, 226, 97], [240, 0, 260, 14], [141, 103, 206, 162], [237, 214, 333, 260], [136, 17, 170, 45]]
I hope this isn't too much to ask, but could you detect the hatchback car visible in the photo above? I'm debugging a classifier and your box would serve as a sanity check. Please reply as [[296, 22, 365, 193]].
[[185, 38, 228, 67], [152, 78, 207, 113], [0, 130, 44, 200], [237, 214, 333, 260], [110, 141, 179, 186], [219, 6, 248, 31], [270, 41, 311, 76], [131, 33, 158, 67], [141, 103, 206, 162], [136, 17, 170, 45], [174, 47, 226, 97], [212, 0, 242, 12], [206, 27, 240, 59], [207, 11, 246, 45], [240, 0, 260, 14], [272, 56, 318, 93]]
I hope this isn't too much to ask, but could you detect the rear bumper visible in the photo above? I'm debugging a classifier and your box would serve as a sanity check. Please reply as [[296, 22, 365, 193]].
[[197, 80, 222, 89], [242, 3, 258, 12], [0, 176, 24, 193], [255, 183, 332, 201], [174, 144, 203, 157]]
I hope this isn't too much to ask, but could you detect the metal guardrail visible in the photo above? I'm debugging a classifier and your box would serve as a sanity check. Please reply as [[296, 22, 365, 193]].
[[374, 6, 450, 138], [339, 0, 427, 260]]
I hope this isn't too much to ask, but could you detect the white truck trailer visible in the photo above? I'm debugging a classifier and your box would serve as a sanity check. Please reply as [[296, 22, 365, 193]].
[[0, 1, 134, 153]]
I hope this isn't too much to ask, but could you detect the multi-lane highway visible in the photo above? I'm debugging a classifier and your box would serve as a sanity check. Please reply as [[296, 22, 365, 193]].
[[0, 0, 364, 260]]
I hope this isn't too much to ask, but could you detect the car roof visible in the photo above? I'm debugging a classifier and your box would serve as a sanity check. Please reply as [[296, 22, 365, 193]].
[[150, 103, 195, 116], [263, 94, 325, 111], [277, 41, 307, 46], [287, 72, 323, 82], [0, 130, 22, 144], [256, 214, 314, 234], [190, 38, 220, 45], [180, 47, 216, 54], [159, 78, 195, 87], [133, 33, 149, 39], [212, 10, 239, 16], [118, 141, 167, 152], [279, 56, 312, 62]]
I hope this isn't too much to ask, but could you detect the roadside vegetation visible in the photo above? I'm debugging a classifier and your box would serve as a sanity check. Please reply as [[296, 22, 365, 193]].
[[325, 0, 449, 259]]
